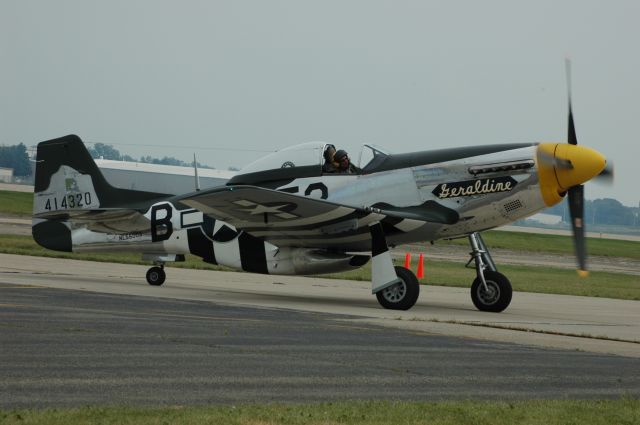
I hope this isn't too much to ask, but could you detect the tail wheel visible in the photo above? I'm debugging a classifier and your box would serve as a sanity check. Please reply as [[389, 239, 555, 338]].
[[376, 266, 420, 311], [470, 271, 512, 312], [146, 266, 166, 286]]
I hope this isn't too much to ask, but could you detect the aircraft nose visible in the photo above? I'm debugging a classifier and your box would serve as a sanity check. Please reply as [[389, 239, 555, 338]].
[[553, 144, 606, 189], [536, 143, 607, 206]]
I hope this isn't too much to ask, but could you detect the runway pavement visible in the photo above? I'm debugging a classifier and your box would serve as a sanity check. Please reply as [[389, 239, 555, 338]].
[[1, 254, 639, 408], [1, 253, 638, 358], [1, 276, 639, 408]]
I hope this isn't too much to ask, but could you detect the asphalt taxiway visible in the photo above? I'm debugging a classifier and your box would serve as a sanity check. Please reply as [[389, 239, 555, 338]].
[[1, 253, 639, 407]]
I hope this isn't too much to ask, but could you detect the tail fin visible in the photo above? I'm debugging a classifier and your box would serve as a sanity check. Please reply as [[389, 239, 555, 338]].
[[33, 135, 168, 214], [32, 135, 169, 251]]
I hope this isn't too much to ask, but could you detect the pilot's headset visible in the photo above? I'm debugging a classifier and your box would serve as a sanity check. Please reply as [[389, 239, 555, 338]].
[[334, 149, 348, 163]]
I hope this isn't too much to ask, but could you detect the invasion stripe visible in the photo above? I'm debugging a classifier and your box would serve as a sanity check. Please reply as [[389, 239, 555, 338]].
[[187, 227, 217, 264]]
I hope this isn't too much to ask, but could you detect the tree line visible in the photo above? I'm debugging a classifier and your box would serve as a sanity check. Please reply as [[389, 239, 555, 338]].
[[545, 198, 639, 227], [0, 143, 31, 176], [88, 143, 213, 169], [0, 142, 214, 175]]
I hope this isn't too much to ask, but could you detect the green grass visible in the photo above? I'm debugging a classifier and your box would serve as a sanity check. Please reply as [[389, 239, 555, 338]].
[[1, 399, 638, 425], [422, 261, 640, 300], [2, 234, 638, 301], [0, 190, 33, 217], [0, 234, 232, 272], [332, 258, 640, 301], [440, 230, 640, 260]]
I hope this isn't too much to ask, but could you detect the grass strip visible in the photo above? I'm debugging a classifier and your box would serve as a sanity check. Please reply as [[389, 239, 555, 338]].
[[0, 190, 33, 217], [1, 399, 639, 425], [438, 230, 640, 260], [1, 234, 638, 301]]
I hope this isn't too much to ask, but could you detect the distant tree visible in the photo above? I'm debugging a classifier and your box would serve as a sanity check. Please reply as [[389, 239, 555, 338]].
[[544, 197, 637, 226], [587, 198, 635, 226], [195, 162, 213, 170], [139, 155, 206, 167], [85, 143, 215, 168], [0, 143, 31, 176], [88, 143, 123, 160], [545, 201, 565, 217], [157, 156, 185, 166]]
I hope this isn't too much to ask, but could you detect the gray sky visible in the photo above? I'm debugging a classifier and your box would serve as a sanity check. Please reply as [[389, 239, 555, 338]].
[[1, 1, 638, 206]]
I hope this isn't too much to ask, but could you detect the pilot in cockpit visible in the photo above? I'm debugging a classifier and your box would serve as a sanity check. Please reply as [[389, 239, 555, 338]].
[[334, 149, 360, 174], [323, 145, 360, 174]]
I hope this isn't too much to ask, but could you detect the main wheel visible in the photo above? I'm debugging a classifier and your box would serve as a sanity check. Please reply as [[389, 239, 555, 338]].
[[375, 266, 420, 310], [146, 266, 166, 286], [470, 270, 512, 312]]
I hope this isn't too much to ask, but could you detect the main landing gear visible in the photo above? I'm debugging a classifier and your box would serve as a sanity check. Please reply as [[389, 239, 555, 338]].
[[467, 232, 512, 312], [376, 266, 420, 311], [146, 264, 166, 286], [369, 222, 420, 311]]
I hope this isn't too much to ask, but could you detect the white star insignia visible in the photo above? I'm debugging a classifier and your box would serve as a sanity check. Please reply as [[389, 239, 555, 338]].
[[233, 200, 297, 219]]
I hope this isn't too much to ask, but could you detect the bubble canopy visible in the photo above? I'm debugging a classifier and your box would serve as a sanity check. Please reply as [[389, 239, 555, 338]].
[[239, 142, 326, 175], [227, 142, 390, 185]]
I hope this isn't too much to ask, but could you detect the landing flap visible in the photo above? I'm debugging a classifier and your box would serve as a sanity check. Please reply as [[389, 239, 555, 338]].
[[33, 208, 149, 234]]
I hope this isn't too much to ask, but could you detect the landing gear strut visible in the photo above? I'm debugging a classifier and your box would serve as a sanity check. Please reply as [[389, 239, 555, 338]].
[[369, 222, 420, 311], [146, 264, 166, 286], [467, 232, 512, 312]]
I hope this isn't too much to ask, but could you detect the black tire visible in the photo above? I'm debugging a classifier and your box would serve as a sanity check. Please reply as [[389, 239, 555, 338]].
[[470, 271, 512, 312], [375, 266, 420, 310], [146, 266, 166, 286]]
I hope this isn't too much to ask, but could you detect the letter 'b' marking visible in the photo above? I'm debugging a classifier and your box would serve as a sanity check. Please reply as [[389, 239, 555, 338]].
[[151, 204, 173, 242]]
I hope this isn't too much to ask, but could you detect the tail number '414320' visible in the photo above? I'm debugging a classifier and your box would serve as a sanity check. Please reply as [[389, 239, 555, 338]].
[[44, 192, 93, 211]]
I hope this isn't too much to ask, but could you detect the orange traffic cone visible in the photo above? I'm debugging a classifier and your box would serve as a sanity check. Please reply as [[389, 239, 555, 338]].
[[404, 252, 411, 269], [417, 253, 424, 279]]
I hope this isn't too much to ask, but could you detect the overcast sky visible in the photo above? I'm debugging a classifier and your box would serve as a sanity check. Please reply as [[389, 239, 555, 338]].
[[1, 1, 638, 206]]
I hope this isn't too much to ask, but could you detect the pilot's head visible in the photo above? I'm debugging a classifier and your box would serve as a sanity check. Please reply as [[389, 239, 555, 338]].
[[334, 149, 349, 170]]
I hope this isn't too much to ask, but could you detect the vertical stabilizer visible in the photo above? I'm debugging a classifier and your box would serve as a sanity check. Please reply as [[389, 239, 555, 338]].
[[32, 134, 170, 251], [33, 135, 168, 213]]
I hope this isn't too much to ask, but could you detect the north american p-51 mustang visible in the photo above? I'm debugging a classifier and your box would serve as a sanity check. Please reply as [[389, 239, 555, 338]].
[[31, 64, 611, 312]]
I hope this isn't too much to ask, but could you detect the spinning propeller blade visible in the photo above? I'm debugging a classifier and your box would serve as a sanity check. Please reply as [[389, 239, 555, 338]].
[[564, 58, 599, 276], [565, 58, 586, 274], [566, 58, 578, 146], [596, 161, 615, 184], [568, 184, 587, 276]]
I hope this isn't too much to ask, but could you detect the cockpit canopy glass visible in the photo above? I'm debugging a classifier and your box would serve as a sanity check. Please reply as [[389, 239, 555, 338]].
[[357, 144, 390, 171], [235, 142, 391, 179], [238, 142, 325, 175]]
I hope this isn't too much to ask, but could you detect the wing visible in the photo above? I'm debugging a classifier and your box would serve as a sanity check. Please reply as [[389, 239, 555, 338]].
[[178, 185, 431, 250]]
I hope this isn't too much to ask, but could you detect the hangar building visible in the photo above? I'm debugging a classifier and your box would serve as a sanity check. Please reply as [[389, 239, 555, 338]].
[[94, 159, 235, 195]]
